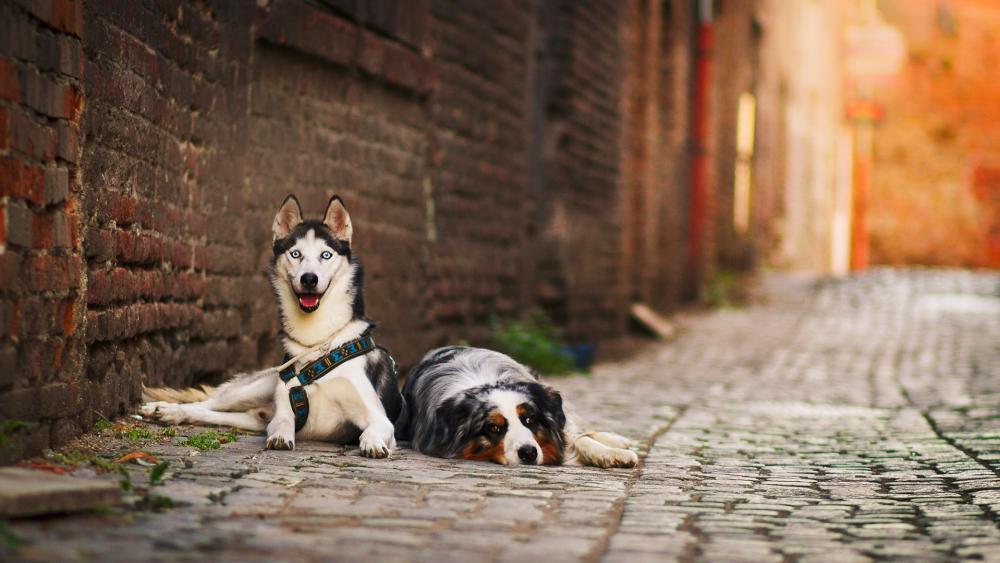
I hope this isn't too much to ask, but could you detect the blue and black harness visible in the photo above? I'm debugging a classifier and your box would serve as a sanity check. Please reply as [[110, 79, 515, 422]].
[[279, 333, 395, 431]]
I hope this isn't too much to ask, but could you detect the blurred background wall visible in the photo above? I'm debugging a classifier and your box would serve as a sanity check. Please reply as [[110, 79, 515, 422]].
[[872, 0, 1000, 268], [0, 0, 996, 460]]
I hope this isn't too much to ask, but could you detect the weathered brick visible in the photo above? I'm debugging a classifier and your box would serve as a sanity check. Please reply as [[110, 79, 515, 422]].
[[0, 107, 8, 150], [4, 198, 33, 248], [30, 210, 53, 249], [0, 156, 46, 205], [63, 82, 82, 121], [0, 252, 23, 293], [0, 382, 78, 419], [0, 344, 16, 388], [9, 110, 57, 160], [45, 167, 69, 204], [50, 0, 83, 37], [57, 35, 83, 78], [25, 254, 81, 292], [56, 121, 79, 163], [0, 56, 20, 102]]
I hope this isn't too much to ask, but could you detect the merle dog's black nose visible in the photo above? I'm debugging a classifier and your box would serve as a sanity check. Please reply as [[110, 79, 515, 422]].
[[300, 273, 319, 289], [517, 445, 538, 464]]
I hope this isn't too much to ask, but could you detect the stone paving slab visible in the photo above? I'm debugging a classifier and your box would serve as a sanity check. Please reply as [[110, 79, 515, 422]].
[[605, 402, 1000, 562], [0, 468, 121, 518], [3, 269, 999, 562]]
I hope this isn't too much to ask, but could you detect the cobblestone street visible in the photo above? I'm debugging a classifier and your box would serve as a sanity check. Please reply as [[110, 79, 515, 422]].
[[5, 269, 1000, 562]]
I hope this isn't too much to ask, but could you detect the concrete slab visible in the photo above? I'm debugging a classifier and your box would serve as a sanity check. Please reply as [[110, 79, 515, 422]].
[[0, 467, 120, 518]]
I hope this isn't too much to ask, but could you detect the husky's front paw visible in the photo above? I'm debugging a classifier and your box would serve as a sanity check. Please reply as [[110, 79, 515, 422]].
[[265, 434, 295, 450], [359, 428, 394, 458], [141, 401, 188, 424], [265, 420, 295, 450]]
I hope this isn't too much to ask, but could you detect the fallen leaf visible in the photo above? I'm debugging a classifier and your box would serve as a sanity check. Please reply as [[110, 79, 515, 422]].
[[19, 461, 73, 474], [115, 452, 161, 466]]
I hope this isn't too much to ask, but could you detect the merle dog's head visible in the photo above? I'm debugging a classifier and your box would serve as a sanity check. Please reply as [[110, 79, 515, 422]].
[[435, 380, 567, 466], [269, 195, 363, 343]]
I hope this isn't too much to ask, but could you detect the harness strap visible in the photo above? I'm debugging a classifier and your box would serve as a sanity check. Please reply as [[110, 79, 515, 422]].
[[278, 334, 382, 432], [288, 387, 310, 432]]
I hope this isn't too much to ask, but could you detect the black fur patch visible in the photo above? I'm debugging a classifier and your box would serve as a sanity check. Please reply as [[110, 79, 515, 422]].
[[272, 220, 350, 258], [367, 349, 403, 423]]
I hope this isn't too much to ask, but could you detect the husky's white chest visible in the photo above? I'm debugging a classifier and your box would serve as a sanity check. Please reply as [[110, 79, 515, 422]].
[[292, 355, 372, 441]]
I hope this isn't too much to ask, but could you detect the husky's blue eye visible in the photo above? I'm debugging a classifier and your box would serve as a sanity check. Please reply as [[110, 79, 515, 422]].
[[289, 250, 302, 259], [320, 251, 333, 260]]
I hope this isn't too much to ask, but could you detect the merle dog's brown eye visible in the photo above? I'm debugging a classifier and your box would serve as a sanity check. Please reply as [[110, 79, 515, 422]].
[[522, 416, 533, 426], [489, 424, 502, 434]]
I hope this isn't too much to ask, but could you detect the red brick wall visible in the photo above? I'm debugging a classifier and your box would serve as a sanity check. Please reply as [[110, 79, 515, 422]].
[[0, 0, 87, 461], [534, 0, 630, 341], [424, 0, 532, 346], [0, 0, 640, 460], [1, 0, 770, 460], [620, 0, 697, 313]]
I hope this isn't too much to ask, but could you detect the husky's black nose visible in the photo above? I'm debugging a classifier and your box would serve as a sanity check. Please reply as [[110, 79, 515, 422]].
[[517, 445, 538, 464], [300, 273, 319, 289]]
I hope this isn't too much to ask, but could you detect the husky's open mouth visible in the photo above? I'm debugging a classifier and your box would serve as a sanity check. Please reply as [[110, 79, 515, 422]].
[[296, 293, 322, 313]]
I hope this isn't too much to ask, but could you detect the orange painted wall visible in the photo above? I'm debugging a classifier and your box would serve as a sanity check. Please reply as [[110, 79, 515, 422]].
[[872, 0, 1000, 267]]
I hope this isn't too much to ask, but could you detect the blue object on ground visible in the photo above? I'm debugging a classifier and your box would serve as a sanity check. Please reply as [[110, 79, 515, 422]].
[[563, 343, 597, 369]]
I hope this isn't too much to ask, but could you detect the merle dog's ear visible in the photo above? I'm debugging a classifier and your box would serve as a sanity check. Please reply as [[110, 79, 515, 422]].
[[537, 385, 566, 431], [273, 195, 303, 240], [323, 195, 353, 243], [433, 393, 479, 457]]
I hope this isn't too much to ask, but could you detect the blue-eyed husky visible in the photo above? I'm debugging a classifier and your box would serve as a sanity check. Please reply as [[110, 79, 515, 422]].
[[396, 346, 639, 468], [142, 195, 402, 457]]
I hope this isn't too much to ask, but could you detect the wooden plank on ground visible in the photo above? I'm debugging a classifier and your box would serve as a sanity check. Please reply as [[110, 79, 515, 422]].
[[630, 303, 678, 340]]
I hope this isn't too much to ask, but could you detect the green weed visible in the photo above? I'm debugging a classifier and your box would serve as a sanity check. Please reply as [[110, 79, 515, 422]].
[[47, 449, 116, 472], [0, 520, 20, 549], [151, 495, 174, 511], [119, 426, 156, 442], [92, 418, 114, 433], [490, 312, 576, 376], [0, 420, 32, 450], [118, 467, 134, 493], [183, 430, 238, 451], [148, 461, 169, 486]]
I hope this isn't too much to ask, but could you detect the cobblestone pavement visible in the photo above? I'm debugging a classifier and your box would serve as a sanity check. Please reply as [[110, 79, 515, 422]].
[[5, 269, 999, 562]]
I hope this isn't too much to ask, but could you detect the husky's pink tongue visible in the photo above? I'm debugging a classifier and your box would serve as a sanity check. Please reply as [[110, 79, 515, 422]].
[[298, 294, 320, 308]]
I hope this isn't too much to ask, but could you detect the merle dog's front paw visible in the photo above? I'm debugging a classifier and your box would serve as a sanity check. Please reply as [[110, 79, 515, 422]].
[[597, 447, 638, 468]]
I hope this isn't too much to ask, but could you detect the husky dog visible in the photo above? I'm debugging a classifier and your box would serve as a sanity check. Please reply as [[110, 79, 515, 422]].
[[142, 195, 402, 457], [396, 346, 639, 468]]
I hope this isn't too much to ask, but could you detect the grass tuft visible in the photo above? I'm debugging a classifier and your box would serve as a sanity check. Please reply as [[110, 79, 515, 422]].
[[0, 421, 32, 450], [490, 312, 576, 376], [183, 430, 238, 451]]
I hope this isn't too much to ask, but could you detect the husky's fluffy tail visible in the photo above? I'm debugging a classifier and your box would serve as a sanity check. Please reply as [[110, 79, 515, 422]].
[[142, 385, 215, 403]]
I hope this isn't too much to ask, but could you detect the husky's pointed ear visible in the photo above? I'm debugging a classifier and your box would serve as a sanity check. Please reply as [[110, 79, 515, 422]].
[[273, 195, 303, 240], [323, 195, 353, 243]]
